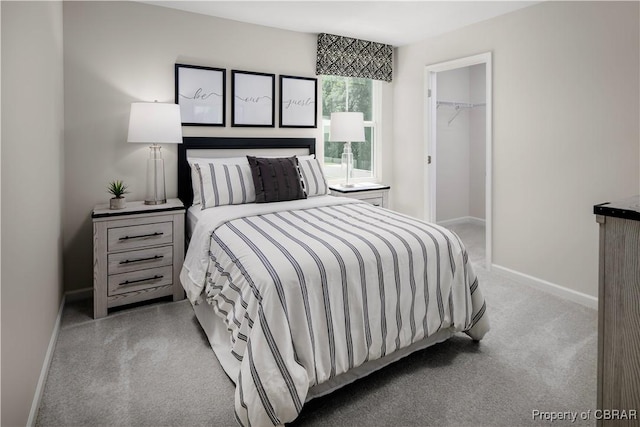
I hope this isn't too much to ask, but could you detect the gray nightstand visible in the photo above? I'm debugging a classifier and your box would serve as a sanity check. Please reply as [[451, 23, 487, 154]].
[[92, 198, 185, 319], [329, 183, 390, 208]]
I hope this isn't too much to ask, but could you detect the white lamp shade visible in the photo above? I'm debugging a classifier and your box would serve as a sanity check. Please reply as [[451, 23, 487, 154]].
[[127, 102, 183, 144], [330, 112, 365, 142]]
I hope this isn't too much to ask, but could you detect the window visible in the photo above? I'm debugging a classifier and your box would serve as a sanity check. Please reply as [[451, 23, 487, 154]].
[[322, 76, 380, 182]]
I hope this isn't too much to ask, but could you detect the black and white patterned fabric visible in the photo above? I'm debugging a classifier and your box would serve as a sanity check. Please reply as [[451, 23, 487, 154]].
[[189, 157, 249, 206], [182, 197, 489, 425], [194, 162, 255, 209], [298, 157, 329, 197], [316, 33, 393, 82]]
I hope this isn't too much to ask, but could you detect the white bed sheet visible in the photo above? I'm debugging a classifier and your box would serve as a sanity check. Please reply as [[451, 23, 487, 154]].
[[186, 205, 204, 242]]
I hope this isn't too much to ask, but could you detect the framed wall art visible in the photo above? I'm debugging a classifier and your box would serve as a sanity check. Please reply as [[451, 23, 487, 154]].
[[231, 70, 275, 127], [175, 64, 226, 126], [279, 75, 317, 128]]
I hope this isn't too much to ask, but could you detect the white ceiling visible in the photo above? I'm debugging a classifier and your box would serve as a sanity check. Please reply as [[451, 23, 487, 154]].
[[142, 1, 539, 46]]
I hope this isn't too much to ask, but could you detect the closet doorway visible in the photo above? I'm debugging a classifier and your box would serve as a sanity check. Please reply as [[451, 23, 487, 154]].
[[424, 53, 492, 269]]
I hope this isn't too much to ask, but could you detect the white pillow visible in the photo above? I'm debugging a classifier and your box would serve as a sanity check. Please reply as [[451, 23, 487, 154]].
[[297, 157, 329, 197], [188, 157, 249, 205], [188, 155, 315, 205], [193, 162, 256, 209]]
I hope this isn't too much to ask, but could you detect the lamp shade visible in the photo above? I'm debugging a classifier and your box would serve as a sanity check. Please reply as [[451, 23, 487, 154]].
[[127, 102, 182, 144], [330, 112, 365, 142]]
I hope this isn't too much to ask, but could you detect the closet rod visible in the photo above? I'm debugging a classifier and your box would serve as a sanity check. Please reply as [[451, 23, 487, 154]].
[[436, 101, 486, 125], [436, 100, 486, 109]]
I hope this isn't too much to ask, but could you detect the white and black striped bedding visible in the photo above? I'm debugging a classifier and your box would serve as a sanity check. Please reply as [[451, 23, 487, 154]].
[[180, 196, 489, 426]]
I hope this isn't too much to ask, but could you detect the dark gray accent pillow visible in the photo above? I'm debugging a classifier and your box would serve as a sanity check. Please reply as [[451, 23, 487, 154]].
[[247, 156, 306, 203]]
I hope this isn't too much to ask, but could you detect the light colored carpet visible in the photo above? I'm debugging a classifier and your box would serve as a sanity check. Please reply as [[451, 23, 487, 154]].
[[36, 222, 597, 426]]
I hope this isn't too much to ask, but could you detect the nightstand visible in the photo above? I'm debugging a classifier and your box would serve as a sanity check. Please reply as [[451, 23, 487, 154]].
[[329, 183, 390, 208], [92, 198, 185, 319]]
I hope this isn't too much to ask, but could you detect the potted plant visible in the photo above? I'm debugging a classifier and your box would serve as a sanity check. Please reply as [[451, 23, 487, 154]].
[[107, 180, 129, 209]]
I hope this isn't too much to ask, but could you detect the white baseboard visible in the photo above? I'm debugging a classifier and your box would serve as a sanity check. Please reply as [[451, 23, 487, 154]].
[[65, 287, 92, 302], [437, 216, 486, 227], [468, 217, 486, 226], [27, 287, 93, 425], [27, 294, 66, 427], [492, 264, 598, 310]]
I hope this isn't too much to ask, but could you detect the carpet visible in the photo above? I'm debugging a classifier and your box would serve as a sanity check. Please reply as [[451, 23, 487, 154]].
[[36, 223, 597, 426]]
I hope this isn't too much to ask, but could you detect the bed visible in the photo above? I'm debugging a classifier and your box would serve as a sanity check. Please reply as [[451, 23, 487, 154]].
[[178, 137, 489, 426]]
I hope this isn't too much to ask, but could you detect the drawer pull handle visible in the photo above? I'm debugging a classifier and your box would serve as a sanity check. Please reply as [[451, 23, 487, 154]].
[[119, 275, 163, 286], [119, 231, 163, 241], [119, 255, 163, 265]]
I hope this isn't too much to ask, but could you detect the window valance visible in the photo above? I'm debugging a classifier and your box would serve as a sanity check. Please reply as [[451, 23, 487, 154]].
[[316, 33, 393, 82]]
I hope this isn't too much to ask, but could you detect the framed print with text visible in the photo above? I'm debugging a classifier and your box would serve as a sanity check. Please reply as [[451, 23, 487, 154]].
[[279, 75, 317, 128], [231, 70, 275, 127], [175, 64, 226, 126]]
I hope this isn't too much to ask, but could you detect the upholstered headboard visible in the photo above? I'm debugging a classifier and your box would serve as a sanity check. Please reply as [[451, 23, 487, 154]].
[[177, 137, 316, 207]]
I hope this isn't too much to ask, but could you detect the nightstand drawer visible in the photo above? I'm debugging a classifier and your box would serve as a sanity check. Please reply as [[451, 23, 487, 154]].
[[360, 196, 384, 207], [329, 184, 390, 209], [108, 265, 173, 296], [108, 245, 173, 275], [108, 221, 173, 251]]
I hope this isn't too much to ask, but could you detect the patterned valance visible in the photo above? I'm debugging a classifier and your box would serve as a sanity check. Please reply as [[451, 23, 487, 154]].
[[316, 33, 393, 82]]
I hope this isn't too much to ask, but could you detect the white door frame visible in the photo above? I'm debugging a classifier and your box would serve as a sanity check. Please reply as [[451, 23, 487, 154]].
[[424, 52, 493, 269]]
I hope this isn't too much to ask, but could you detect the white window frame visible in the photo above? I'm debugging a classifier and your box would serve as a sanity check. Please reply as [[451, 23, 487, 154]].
[[321, 76, 382, 184]]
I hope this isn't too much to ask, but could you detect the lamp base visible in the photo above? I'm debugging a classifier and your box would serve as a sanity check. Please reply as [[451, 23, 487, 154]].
[[145, 144, 167, 205], [342, 141, 354, 187]]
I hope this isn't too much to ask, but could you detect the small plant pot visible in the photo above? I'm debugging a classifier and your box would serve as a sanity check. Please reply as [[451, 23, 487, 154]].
[[110, 197, 126, 210]]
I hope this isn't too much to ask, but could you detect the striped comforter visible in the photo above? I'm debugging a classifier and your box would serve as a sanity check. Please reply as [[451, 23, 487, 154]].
[[181, 197, 489, 426]]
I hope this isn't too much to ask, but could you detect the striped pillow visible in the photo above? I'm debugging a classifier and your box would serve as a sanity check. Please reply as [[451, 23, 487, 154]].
[[194, 162, 256, 209], [188, 157, 249, 205], [297, 157, 329, 197]]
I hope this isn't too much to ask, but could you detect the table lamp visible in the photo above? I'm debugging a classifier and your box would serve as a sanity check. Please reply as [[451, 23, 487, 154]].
[[330, 112, 365, 187], [127, 102, 182, 205]]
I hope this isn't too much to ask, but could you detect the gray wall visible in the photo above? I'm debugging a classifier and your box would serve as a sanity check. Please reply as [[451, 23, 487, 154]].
[[1, 2, 65, 425], [62, 1, 394, 292], [394, 1, 639, 298]]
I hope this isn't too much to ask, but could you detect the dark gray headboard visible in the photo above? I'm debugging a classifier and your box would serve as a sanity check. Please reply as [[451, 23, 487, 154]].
[[177, 137, 316, 207]]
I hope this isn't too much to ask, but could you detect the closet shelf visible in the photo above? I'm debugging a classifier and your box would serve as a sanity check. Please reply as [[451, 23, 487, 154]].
[[436, 100, 486, 125], [436, 100, 486, 108]]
